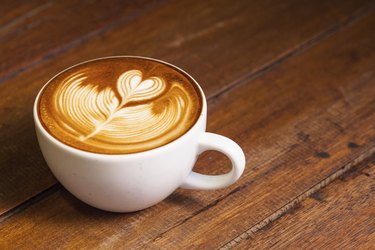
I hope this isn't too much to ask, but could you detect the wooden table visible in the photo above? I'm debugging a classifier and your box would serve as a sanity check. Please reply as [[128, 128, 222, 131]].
[[1, 0, 374, 249]]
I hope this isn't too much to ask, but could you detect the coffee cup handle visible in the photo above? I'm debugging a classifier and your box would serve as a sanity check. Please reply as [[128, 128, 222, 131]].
[[180, 132, 245, 190]]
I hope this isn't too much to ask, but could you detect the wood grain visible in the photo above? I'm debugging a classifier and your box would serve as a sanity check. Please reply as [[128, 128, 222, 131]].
[[0, 0, 372, 216], [1, 5, 375, 249], [234, 156, 375, 249], [0, 0, 162, 82], [151, 11, 375, 249], [0, 0, 48, 28]]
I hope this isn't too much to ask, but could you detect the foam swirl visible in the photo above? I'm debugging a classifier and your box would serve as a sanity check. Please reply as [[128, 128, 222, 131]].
[[51, 69, 193, 152]]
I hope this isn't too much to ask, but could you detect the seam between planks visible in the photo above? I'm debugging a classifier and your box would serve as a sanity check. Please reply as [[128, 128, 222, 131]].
[[219, 149, 375, 250], [0, 0, 168, 85], [0, 184, 61, 224], [151, 144, 301, 243], [0, 0, 373, 224], [149, 4, 375, 243], [0, 1, 54, 33], [208, 3, 374, 101]]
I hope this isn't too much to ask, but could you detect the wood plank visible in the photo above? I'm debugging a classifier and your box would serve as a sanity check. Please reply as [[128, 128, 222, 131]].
[[150, 11, 375, 249], [0, 0, 48, 27], [0, 0, 162, 82], [1, 7, 375, 249], [0, 0, 372, 215], [234, 156, 375, 249]]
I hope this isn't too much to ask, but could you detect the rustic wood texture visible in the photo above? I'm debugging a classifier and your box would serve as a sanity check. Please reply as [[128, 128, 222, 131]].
[[0, 0, 370, 215], [0, 0, 374, 249], [234, 155, 375, 249], [0, 0, 47, 27], [0, 0, 160, 82], [147, 10, 375, 249]]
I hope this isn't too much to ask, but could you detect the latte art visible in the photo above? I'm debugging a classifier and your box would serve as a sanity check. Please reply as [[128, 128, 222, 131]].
[[38, 57, 202, 154], [56, 70, 187, 146]]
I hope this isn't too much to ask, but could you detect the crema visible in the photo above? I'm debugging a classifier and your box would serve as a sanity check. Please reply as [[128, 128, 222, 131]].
[[38, 57, 202, 154]]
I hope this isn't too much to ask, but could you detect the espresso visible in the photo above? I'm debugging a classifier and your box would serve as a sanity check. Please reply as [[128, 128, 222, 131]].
[[38, 57, 202, 154]]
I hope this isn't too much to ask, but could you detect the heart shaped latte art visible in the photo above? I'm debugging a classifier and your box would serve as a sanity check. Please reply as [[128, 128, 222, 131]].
[[53, 69, 191, 150]]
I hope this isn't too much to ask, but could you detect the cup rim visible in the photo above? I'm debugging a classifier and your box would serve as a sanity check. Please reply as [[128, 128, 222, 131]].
[[33, 55, 207, 159]]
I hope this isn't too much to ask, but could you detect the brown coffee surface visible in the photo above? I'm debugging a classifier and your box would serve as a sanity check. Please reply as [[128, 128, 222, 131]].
[[38, 57, 202, 154]]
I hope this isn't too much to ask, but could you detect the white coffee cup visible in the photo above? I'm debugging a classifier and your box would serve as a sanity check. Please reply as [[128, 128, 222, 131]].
[[33, 57, 245, 212]]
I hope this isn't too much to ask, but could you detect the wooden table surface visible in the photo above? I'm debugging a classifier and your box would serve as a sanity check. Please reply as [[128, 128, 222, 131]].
[[1, 0, 374, 249]]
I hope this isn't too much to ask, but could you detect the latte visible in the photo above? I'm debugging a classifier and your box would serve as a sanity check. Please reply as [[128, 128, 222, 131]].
[[38, 57, 202, 154]]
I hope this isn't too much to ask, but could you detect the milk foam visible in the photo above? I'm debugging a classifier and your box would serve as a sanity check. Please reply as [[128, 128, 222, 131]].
[[38, 57, 202, 154]]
